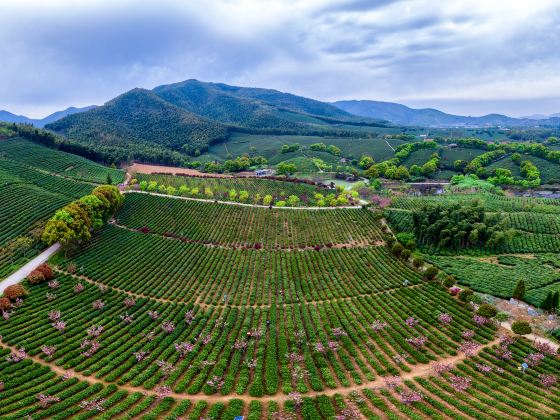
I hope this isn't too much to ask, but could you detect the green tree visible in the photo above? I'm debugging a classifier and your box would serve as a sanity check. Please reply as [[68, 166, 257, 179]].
[[238, 190, 249, 202], [106, 172, 113, 185], [359, 155, 374, 169], [512, 279, 525, 300], [263, 195, 273, 206], [229, 189, 238, 201], [277, 162, 296, 176], [552, 291, 559, 311], [541, 291, 554, 311]]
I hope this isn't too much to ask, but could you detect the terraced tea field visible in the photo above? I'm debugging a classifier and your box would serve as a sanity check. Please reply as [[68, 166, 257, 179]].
[[1, 191, 558, 419]]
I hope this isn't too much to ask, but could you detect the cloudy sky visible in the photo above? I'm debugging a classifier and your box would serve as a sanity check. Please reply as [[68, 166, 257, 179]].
[[2, 0, 560, 118]]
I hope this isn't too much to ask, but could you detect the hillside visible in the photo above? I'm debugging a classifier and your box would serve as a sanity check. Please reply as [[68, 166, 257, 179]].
[[333, 99, 553, 128], [46, 88, 228, 157]]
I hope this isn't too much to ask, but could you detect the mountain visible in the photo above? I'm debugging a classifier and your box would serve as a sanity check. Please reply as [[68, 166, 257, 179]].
[[46, 88, 228, 156], [522, 112, 560, 120], [0, 106, 96, 128], [152, 79, 368, 129], [332, 100, 547, 128], [45, 80, 389, 163]]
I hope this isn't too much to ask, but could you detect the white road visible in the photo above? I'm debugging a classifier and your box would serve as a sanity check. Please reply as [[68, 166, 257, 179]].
[[0, 243, 60, 295]]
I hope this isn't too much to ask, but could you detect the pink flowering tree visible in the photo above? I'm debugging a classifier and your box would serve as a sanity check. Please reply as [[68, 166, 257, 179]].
[[52, 320, 66, 333], [123, 297, 135, 308], [432, 362, 454, 376], [399, 390, 423, 404], [120, 313, 133, 324], [133, 350, 149, 362], [6, 347, 26, 362], [87, 325, 104, 337], [458, 341, 480, 357], [438, 313, 452, 325], [184, 310, 195, 325], [41, 345, 56, 360], [449, 375, 472, 392], [524, 353, 545, 367], [175, 342, 195, 358], [147, 310, 160, 320], [92, 300, 105, 310], [161, 321, 175, 334], [475, 363, 492, 375], [384, 375, 401, 389], [371, 320, 388, 332], [539, 374, 557, 388], [405, 317, 419, 328], [73, 283, 85, 294], [80, 397, 106, 412], [406, 336, 428, 349], [154, 385, 172, 399], [37, 394, 61, 408], [48, 310, 61, 321], [80, 339, 100, 358], [156, 360, 176, 378], [473, 315, 489, 326]]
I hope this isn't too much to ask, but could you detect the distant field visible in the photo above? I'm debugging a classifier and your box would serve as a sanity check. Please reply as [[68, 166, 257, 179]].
[[486, 154, 560, 183], [200, 133, 402, 163]]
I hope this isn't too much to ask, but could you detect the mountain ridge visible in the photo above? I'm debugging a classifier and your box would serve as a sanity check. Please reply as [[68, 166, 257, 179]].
[[332, 99, 559, 128], [0, 105, 97, 128]]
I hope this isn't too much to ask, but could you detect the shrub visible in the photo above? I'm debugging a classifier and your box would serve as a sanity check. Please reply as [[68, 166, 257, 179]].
[[67, 263, 77, 274], [27, 270, 46, 284], [386, 236, 396, 248], [495, 312, 509, 322], [424, 266, 439, 280], [413, 256, 424, 268], [391, 243, 404, 257], [401, 249, 412, 260], [3, 284, 27, 300], [443, 276, 456, 288], [0, 298, 11, 310], [476, 303, 498, 318], [36, 263, 54, 280], [511, 320, 532, 335], [458, 288, 474, 302]]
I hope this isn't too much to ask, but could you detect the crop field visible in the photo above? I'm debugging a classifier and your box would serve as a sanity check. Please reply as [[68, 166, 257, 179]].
[[0, 138, 125, 184], [201, 133, 402, 163], [133, 173, 330, 205], [117, 193, 383, 250], [427, 254, 560, 307], [1, 162, 559, 418]]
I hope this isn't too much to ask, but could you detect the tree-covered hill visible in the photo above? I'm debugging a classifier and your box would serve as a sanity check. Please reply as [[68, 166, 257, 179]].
[[46, 88, 228, 156]]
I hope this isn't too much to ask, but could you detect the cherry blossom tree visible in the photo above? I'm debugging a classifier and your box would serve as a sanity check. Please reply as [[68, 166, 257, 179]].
[[123, 297, 135, 308], [6, 347, 26, 362], [458, 341, 479, 357], [332, 327, 347, 338], [206, 376, 224, 391], [475, 363, 492, 375], [524, 353, 545, 367], [438, 313, 452, 325], [288, 392, 303, 408], [156, 360, 175, 377], [534, 341, 556, 356], [539, 374, 557, 388], [371, 320, 388, 332], [41, 345, 56, 360], [80, 397, 106, 412], [399, 390, 423, 404], [175, 342, 195, 358], [328, 341, 340, 352], [462, 330, 475, 339], [233, 339, 249, 352], [80, 339, 100, 358], [406, 336, 427, 349], [92, 300, 105, 310], [335, 405, 361, 420], [154, 385, 172, 399], [142, 331, 155, 342], [46, 293, 57, 301], [314, 342, 326, 354], [37, 394, 61, 408], [161, 321, 175, 334], [52, 320, 66, 333], [87, 325, 104, 337], [48, 310, 61, 321], [405, 317, 419, 328], [184, 310, 195, 325], [133, 350, 149, 362], [120, 313, 133, 324], [384, 375, 401, 389], [73, 283, 85, 294], [473, 315, 489, 326], [449, 375, 472, 391], [47, 280, 59, 289], [432, 362, 454, 376], [147, 310, 159, 320]]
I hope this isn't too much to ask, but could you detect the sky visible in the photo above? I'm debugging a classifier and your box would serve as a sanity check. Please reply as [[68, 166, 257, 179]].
[[1, 0, 560, 118]]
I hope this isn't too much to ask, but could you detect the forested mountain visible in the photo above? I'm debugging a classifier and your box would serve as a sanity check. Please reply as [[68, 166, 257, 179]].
[[0, 106, 96, 127], [45, 79, 389, 162], [46, 88, 228, 157], [333, 100, 555, 128], [152, 79, 367, 128]]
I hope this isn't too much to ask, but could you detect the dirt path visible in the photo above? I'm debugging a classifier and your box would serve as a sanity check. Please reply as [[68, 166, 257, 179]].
[[127, 163, 234, 178], [0, 243, 60, 292], [0, 335, 502, 405]]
